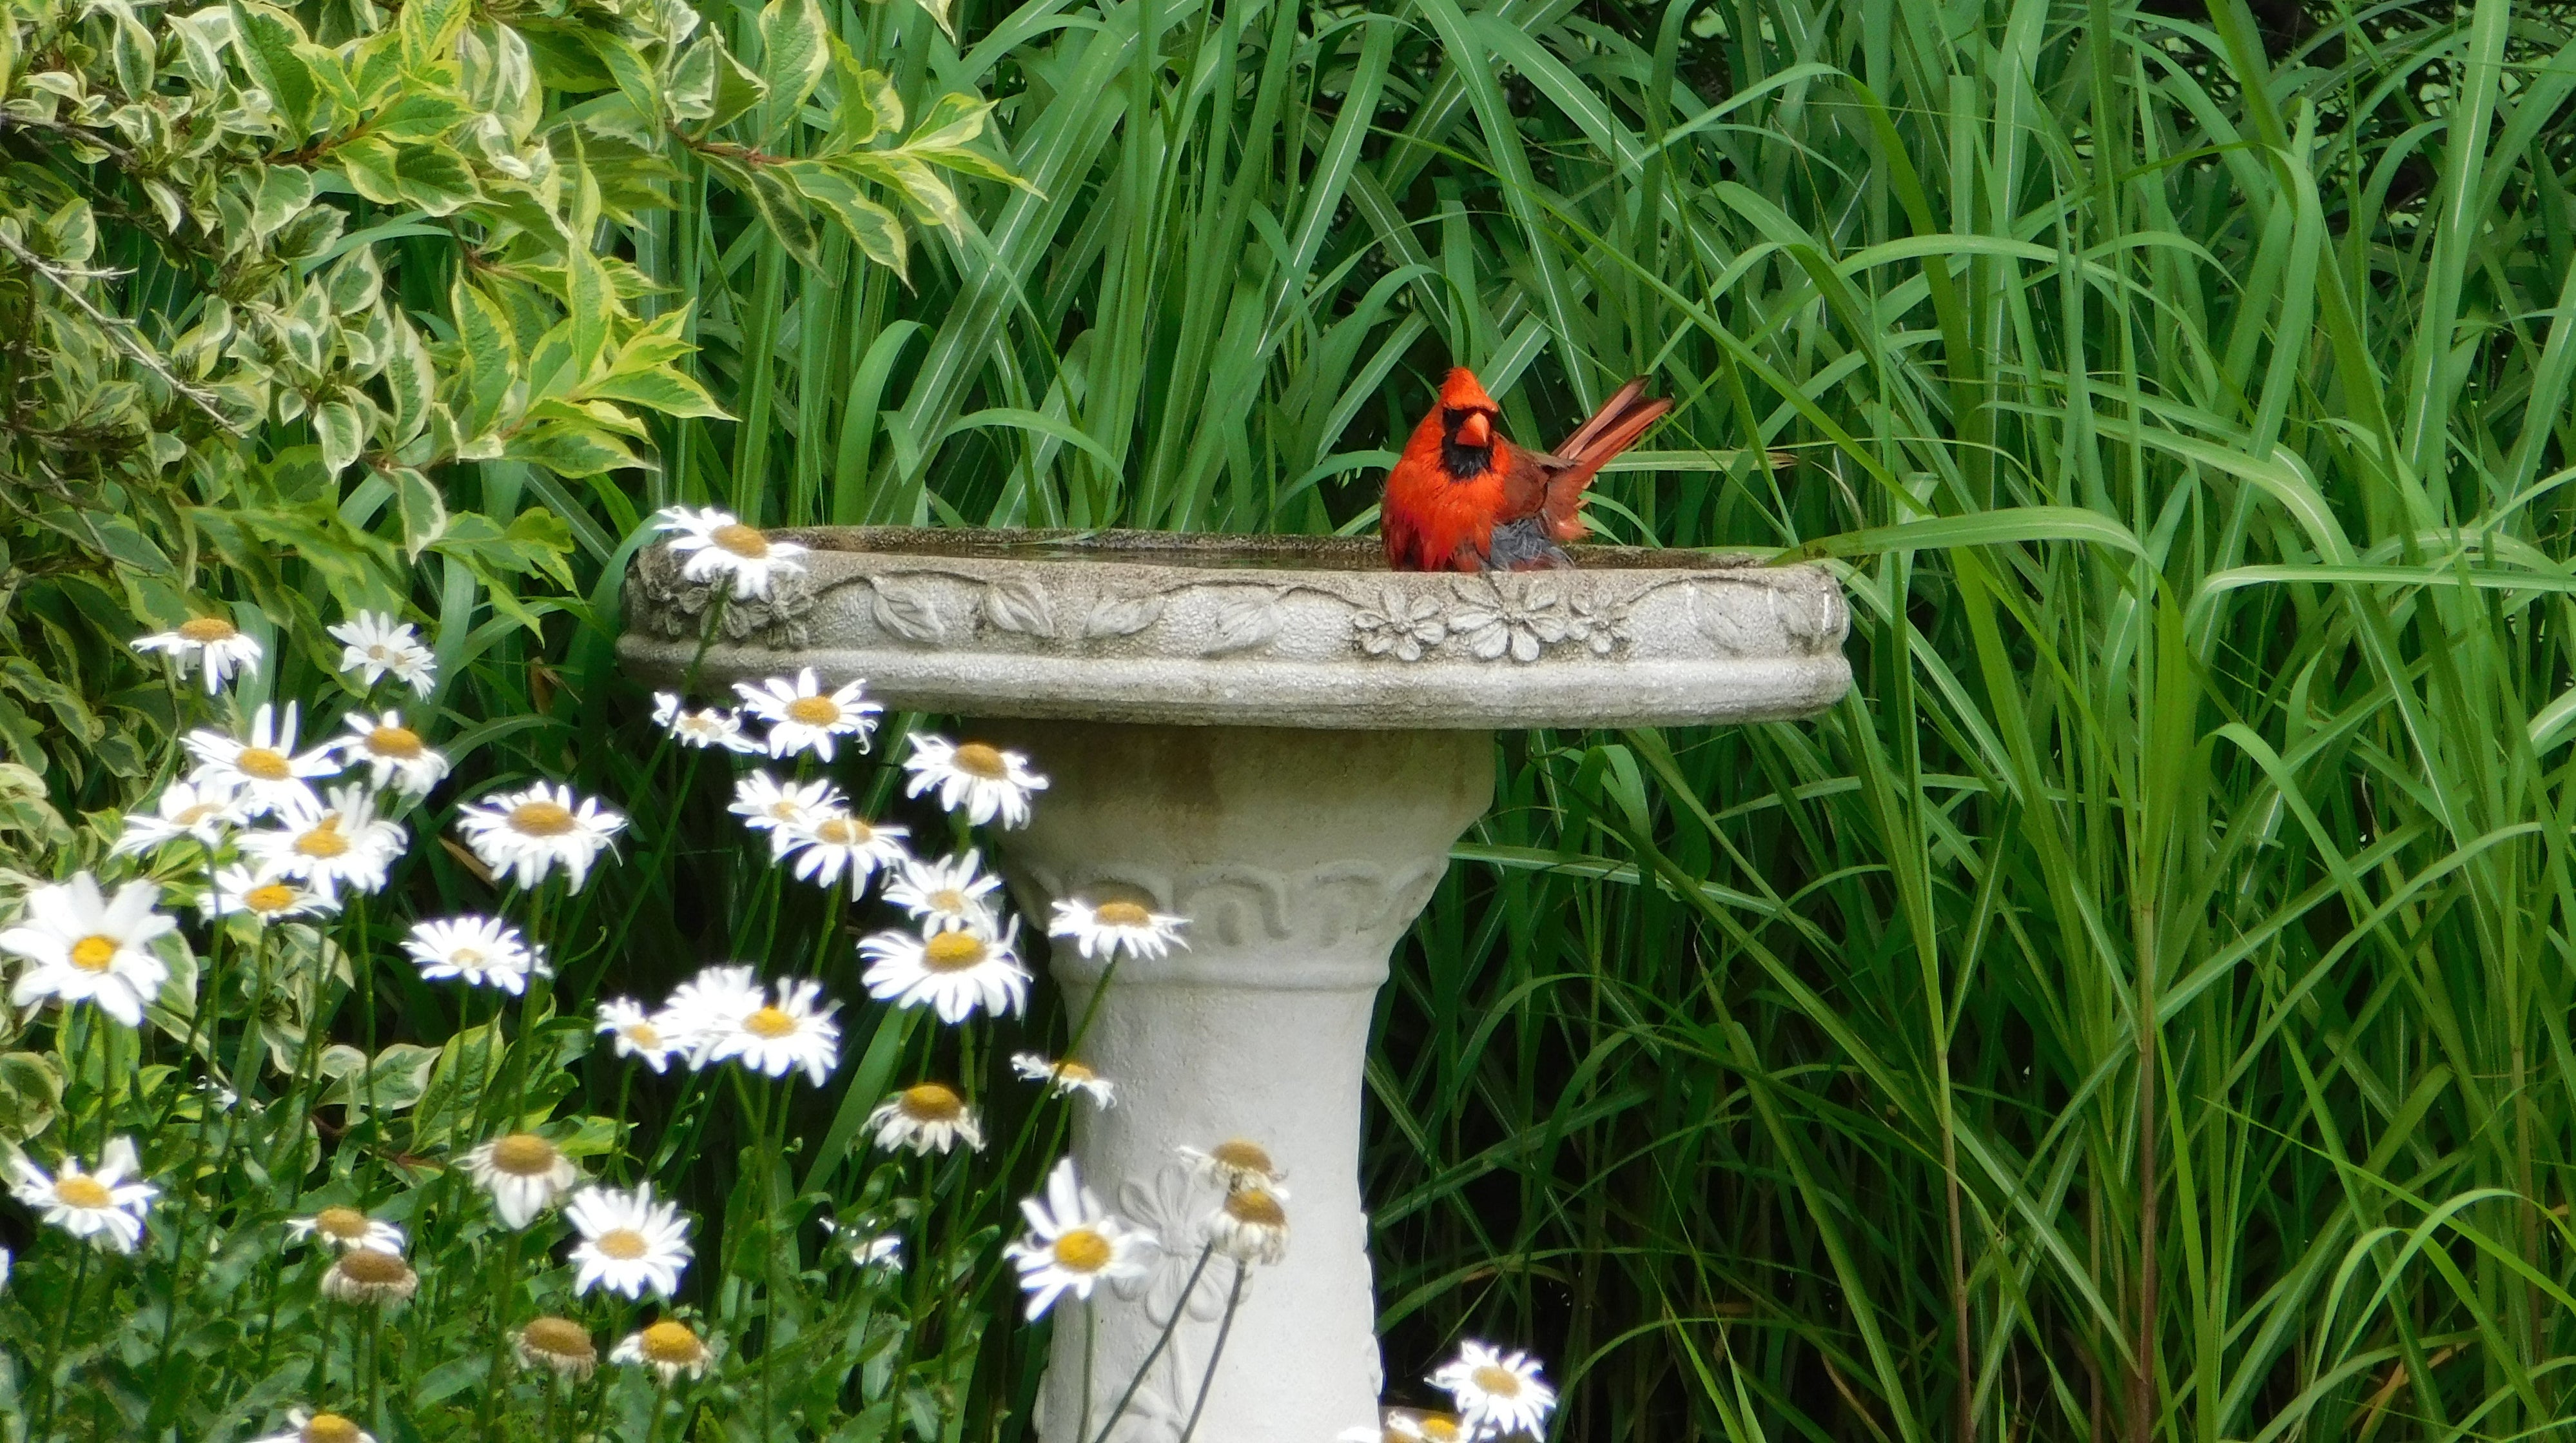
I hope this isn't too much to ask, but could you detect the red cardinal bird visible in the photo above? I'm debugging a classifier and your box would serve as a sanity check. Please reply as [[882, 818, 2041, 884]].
[[1381, 367, 1672, 573]]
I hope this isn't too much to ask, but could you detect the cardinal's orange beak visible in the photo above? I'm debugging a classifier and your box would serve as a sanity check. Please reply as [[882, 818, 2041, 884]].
[[1456, 412, 1492, 447]]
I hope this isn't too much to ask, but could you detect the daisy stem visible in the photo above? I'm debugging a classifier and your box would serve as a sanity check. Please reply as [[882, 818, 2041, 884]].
[[353, 890, 379, 1146], [808, 876, 844, 979], [1172, 1261, 1250, 1443], [609, 1064, 636, 1184], [34, 1242, 92, 1435], [1088, 1242, 1216, 1443], [473, 1228, 527, 1437]]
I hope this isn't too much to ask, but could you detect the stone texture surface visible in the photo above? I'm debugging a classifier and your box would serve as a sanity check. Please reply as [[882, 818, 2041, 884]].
[[618, 527, 1851, 729]]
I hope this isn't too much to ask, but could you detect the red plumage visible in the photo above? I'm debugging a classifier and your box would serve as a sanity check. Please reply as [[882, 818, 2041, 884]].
[[1381, 367, 1673, 573]]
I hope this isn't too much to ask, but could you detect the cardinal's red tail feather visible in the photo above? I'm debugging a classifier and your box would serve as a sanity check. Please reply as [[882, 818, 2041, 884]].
[[1541, 383, 1673, 540]]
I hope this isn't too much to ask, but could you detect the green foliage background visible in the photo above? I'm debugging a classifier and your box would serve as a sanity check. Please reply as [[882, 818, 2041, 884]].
[[7, 0, 2576, 1437]]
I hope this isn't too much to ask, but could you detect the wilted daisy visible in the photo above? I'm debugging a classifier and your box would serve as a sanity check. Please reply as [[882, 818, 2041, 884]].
[[1048, 896, 1189, 962], [249, 1409, 376, 1443], [184, 703, 340, 816], [1202, 1185, 1289, 1266], [651, 692, 759, 753], [329, 611, 436, 694], [612, 1319, 714, 1384], [736, 668, 881, 761], [321, 1247, 418, 1306], [462, 1133, 580, 1228], [132, 614, 262, 693], [203, 865, 338, 925], [9, 1135, 155, 1252], [1178, 1139, 1289, 1195], [1002, 1157, 1153, 1319], [565, 1184, 693, 1299], [333, 711, 450, 794], [866, 1083, 984, 1155], [901, 734, 1049, 828], [454, 781, 626, 891], [729, 772, 844, 854], [1011, 1053, 1116, 1108], [286, 1206, 405, 1254], [882, 851, 1003, 934], [779, 809, 910, 888], [403, 916, 548, 994], [1, 873, 175, 1027], [110, 778, 248, 855], [656, 963, 765, 1061], [239, 785, 407, 899], [1430, 1342, 1557, 1440], [820, 1218, 903, 1270], [860, 919, 1029, 1023], [696, 977, 839, 1085], [516, 1317, 599, 1380], [656, 505, 808, 598], [596, 998, 678, 1072]]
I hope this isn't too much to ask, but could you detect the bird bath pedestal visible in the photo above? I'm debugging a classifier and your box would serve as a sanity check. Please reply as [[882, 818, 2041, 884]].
[[619, 528, 1851, 1443]]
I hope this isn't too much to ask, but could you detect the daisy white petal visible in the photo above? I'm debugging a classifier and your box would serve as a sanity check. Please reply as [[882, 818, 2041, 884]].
[[286, 1206, 405, 1254], [453, 781, 625, 892], [695, 977, 840, 1085], [865, 1083, 984, 1155], [729, 772, 843, 856], [403, 916, 548, 994], [132, 614, 262, 694], [611, 1320, 714, 1384], [1, 874, 175, 1027], [461, 1133, 578, 1229], [321, 1247, 418, 1305], [1000, 1157, 1153, 1320], [860, 918, 1029, 1024], [329, 611, 436, 694], [9, 1135, 156, 1252], [1011, 1052, 1116, 1108], [656, 964, 764, 1064], [333, 711, 449, 794], [111, 779, 248, 856], [1430, 1341, 1558, 1440], [1048, 896, 1189, 963], [654, 506, 808, 600], [1200, 1185, 1289, 1266], [238, 784, 407, 899], [596, 997, 678, 1072], [735, 667, 880, 761], [247, 1408, 378, 1443], [882, 851, 1002, 934], [564, 1183, 693, 1299], [183, 703, 340, 817], [778, 809, 910, 889], [516, 1317, 600, 1380], [900, 734, 1048, 828], [652, 692, 761, 752], [202, 863, 338, 925]]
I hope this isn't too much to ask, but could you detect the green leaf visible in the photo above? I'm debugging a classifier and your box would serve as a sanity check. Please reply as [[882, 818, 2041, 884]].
[[313, 397, 364, 476], [757, 0, 829, 125], [389, 142, 479, 216], [335, 135, 404, 206], [788, 161, 908, 279], [904, 92, 990, 152], [451, 278, 518, 439], [0, 1052, 63, 1146], [384, 314, 434, 443], [565, 242, 614, 382], [392, 466, 447, 555], [228, 2, 318, 139], [250, 165, 314, 239], [703, 152, 818, 267], [503, 420, 642, 476], [580, 364, 730, 419], [396, 0, 471, 70], [826, 50, 901, 146], [323, 248, 382, 315]]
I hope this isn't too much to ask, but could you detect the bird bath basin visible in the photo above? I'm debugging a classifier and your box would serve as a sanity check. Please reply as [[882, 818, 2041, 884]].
[[618, 527, 1851, 1442]]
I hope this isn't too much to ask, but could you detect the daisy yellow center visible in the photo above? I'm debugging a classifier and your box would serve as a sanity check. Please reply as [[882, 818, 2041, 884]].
[[175, 801, 219, 825], [367, 643, 395, 662], [1420, 1420, 1462, 1442], [301, 1415, 364, 1443], [69, 935, 118, 972], [622, 1022, 662, 1048], [1225, 1188, 1286, 1228], [923, 932, 986, 972], [951, 743, 1008, 780], [367, 725, 424, 758], [236, 747, 291, 781], [338, 1248, 410, 1284], [712, 522, 771, 558], [523, 1315, 594, 1359], [900, 1083, 963, 1121], [1210, 1139, 1274, 1175], [244, 883, 299, 913], [816, 817, 865, 845], [313, 1206, 371, 1241], [1055, 1061, 1097, 1083], [178, 616, 239, 643], [1093, 901, 1151, 927], [450, 947, 485, 967], [743, 1006, 797, 1039], [508, 801, 576, 836], [489, 1132, 560, 1176], [768, 801, 801, 820], [1471, 1365, 1523, 1398], [1051, 1227, 1113, 1273], [639, 1320, 704, 1364], [786, 696, 841, 725], [295, 817, 350, 858], [596, 1228, 649, 1260], [930, 888, 968, 913], [54, 1174, 111, 1208]]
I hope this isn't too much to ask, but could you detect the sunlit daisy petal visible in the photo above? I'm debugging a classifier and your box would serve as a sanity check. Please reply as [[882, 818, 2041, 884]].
[[111, 779, 249, 856], [403, 916, 548, 994], [656, 964, 765, 1064], [1429, 1341, 1558, 1440], [329, 611, 436, 695], [565, 1183, 693, 1299], [183, 703, 340, 818], [332, 711, 449, 795], [860, 918, 1029, 1023], [461, 1133, 579, 1229], [9, 1135, 155, 1252], [238, 784, 407, 899], [286, 1206, 405, 1255], [736, 667, 881, 761], [132, 614, 262, 694], [1048, 896, 1189, 963], [610, 1320, 714, 1384], [865, 1083, 984, 1155], [695, 977, 840, 1085], [596, 998, 678, 1072], [654, 505, 808, 599], [652, 692, 761, 753], [899, 734, 1048, 828], [1002, 1157, 1153, 1319], [453, 781, 626, 892], [0, 874, 176, 1027], [778, 809, 910, 890], [882, 851, 1002, 934], [729, 772, 844, 856]]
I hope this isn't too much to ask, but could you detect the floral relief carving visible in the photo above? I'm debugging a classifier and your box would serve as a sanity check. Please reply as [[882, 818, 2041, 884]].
[[1084, 593, 1168, 639], [627, 543, 819, 648], [868, 576, 948, 645], [1201, 590, 1286, 656], [982, 576, 1057, 638], [1346, 575, 1632, 665], [1351, 589, 1447, 660]]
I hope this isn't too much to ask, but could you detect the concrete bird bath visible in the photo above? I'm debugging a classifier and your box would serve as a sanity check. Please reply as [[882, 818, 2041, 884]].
[[618, 527, 1850, 1443]]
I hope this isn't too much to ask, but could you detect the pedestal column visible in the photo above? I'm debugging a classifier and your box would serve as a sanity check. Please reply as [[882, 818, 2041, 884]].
[[981, 720, 1492, 1443]]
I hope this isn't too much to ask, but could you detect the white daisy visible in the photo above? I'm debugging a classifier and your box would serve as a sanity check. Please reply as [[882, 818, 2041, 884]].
[[454, 781, 626, 892], [461, 1133, 579, 1229], [564, 1183, 693, 1299], [320, 1246, 418, 1305], [881, 851, 1003, 934], [1048, 896, 1189, 963], [332, 711, 450, 795], [866, 1083, 984, 1155], [1011, 1053, 1116, 1108], [516, 1317, 600, 1380], [655, 505, 809, 599], [901, 734, 1049, 828], [1178, 1139, 1290, 1196], [859, 919, 1029, 1023], [735, 668, 881, 761], [611, 1320, 713, 1384], [696, 977, 841, 1085], [1, 874, 176, 1027], [329, 611, 437, 694], [110, 778, 248, 855], [183, 703, 341, 817], [820, 1219, 903, 1270], [10, 1135, 155, 1252], [651, 692, 760, 753], [1002, 1157, 1153, 1319], [248, 1409, 378, 1443], [202, 864, 338, 925], [403, 916, 548, 994], [238, 784, 407, 899], [728, 772, 844, 856], [778, 810, 910, 889], [596, 998, 678, 1072], [1430, 1341, 1557, 1440], [132, 614, 262, 694], [286, 1206, 405, 1254], [1201, 1185, 1289, 1266], [656, 963, 765, 1063]]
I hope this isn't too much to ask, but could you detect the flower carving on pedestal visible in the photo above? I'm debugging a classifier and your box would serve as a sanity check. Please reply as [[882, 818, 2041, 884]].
[[1352, 589, 1447, 661], [629, 543, 818, 647]]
